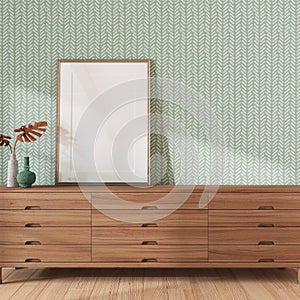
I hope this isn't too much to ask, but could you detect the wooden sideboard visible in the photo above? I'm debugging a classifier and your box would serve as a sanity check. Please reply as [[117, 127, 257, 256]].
[[1, 185, 300, 284]]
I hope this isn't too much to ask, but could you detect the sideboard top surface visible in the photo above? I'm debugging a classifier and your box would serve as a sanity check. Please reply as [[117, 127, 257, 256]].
[[1, 185, 300, 193]]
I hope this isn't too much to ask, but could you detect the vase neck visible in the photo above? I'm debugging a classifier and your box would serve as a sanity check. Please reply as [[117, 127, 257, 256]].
[[23, 157, 30, 171]]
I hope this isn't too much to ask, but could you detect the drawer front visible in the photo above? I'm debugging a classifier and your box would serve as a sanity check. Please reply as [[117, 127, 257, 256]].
[[92, 210, 207, 227], [92, 193, 206, 210], [209, 245, 300, 262], [0, 245, 91, 262], [92, 245, 207, 262], [209, 193, 300, 209], [0, 193, 91, 209], [0, 210, 90, 227], [0, 228, 90, 245], [209, 227, 300, 245], [209, 210, 300, 227], [92, 227, 207, 245]]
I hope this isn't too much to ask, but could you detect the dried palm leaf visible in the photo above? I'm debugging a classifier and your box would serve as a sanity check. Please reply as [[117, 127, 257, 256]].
[[14, 121, 48, 143], [0, 134, 11, 147]]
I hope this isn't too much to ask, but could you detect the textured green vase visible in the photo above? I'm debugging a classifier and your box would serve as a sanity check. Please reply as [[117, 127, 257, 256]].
[[17, 157, 36, 188]]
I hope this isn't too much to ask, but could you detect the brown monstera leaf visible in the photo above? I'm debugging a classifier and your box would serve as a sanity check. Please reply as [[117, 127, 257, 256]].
[[14, 121, 48, 143], [0, 134, 11, 147]]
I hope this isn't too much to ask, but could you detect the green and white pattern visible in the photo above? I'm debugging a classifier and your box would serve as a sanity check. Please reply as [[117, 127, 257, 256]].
[[1, 0, 299, 185]]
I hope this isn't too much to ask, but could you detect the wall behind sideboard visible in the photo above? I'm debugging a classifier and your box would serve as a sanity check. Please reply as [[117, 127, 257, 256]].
[[1, 1, 299, 185]]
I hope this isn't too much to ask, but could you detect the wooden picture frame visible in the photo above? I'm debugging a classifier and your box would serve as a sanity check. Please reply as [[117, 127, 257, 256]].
[[55, 60, 150, 184]]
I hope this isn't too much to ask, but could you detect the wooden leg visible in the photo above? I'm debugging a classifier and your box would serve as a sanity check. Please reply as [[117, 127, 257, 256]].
[[298, 268, 300, 284], [0, 267, 2, 284]]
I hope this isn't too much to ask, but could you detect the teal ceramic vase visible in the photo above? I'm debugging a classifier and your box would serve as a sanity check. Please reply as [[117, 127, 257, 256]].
[[17, 157, 36, 188]]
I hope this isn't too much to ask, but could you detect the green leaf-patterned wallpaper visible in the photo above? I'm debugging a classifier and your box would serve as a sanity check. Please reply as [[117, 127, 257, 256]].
[[1, 0, 299, 185]]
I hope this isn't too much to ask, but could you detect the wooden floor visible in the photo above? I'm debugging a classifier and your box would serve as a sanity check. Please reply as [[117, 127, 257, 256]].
[[1, 268, 300, 299]]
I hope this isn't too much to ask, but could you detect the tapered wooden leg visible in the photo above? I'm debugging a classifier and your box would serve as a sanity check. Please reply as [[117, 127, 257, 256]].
[[298, 268, 300, 284]]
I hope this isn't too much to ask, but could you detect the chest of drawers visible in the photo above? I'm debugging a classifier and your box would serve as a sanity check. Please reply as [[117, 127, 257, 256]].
[[1, 185, 300, 284], [208, 192, 300, 264]]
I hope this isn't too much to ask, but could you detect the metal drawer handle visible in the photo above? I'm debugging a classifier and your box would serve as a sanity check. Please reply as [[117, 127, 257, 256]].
[[25, 223, 42, 227], [258, 241, 274, 245], [141, 258, 158, 262], [25, 241, 41, 245], [25, 258, 42, 263], [258, 206, 274, 210], [142, 206, 158, 210], [25, 206, 41, 210], [258, 224, 274, 227], [142, 241, 158, 245], [142, 223, 158, 227], [258, 259, 274, 263]]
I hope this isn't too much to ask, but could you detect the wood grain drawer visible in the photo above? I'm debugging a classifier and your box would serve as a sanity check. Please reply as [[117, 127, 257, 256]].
[[209, 245, 300, 262], [0, 193, 91, 209], [209, 210, 300, 227], [92, 245, 207, 262], [209, 227, 300, 244], [92, 227, 207, 245], [0, 228, 90, 244], [0, 245, 90, 262], [0, 210, 90, 226], [92, 210, 207, 227], [92, 193, 206, 210], [209, 193, 300, 209]]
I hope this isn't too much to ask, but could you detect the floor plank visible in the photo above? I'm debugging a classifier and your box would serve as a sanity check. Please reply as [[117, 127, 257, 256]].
[[2, 268, 15, 281], [143, 269, 169, 300], [113, 269, 144, 300], [63, 269, 98, 300], [88, 269, 121, 300], [0, 268, 300, 300], [37, 269, 82, 300], [10, 269, 58, 300], [0, 268, 37, 299]]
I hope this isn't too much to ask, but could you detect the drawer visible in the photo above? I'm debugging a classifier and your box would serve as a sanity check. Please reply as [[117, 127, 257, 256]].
[[209, 193, 300, 209], [0, 210, 90, 227], [0, 245, 90, 262], [92, 210, 207, 227], [0, 193, 91, 209], [92, 245, 207, 262], [209, 245, 300, 262], [209, 227, 300, 245], [92, 227, 207, 245], [92, 193, 207, 210], [0, 228, 90, 244], [209, 210, 300, 227]]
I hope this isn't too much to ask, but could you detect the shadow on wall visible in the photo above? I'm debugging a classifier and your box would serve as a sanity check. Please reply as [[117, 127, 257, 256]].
[[150, 132, 175, 185]]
